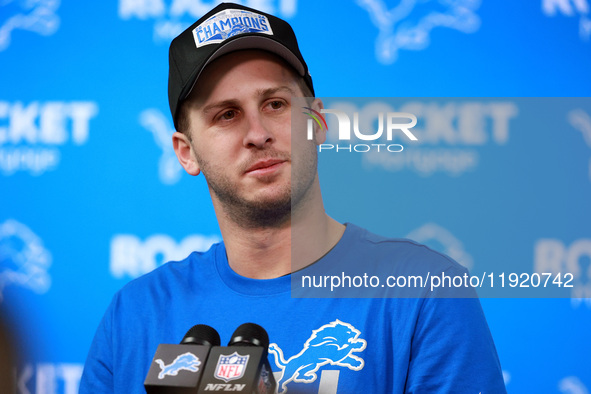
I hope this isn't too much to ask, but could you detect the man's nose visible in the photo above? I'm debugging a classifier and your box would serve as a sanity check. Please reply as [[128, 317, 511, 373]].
[[243, 113, 274, 148]]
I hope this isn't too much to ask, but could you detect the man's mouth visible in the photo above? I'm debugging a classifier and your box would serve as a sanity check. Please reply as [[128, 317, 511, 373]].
[[245, 159, 287, 175]]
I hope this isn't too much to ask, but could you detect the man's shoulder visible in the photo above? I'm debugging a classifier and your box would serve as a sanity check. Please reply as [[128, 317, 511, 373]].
[[297, 223, 474, 298], [115, 241, 222, 300], [343, 223, 465, 273]]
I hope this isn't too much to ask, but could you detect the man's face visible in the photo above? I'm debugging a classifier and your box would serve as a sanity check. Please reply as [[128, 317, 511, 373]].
[[178, 50, 322, 226]]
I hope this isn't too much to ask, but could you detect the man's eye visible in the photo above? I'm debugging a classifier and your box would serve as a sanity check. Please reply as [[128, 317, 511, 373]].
[[270, 101, 283, 109], [220, 110, 235, 120]]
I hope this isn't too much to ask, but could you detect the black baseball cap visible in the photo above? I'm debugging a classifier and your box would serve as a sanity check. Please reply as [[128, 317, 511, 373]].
[[168, 2, 314, 130]]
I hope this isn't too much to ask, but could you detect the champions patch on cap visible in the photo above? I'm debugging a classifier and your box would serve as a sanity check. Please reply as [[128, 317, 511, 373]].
[[192, 9, 274, 49]]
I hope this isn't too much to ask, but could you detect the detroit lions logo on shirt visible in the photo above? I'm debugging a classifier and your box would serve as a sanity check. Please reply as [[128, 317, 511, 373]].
[[192, 9, 273, 48], [268, 320, 367, 393], [154, 352, 201, 379]]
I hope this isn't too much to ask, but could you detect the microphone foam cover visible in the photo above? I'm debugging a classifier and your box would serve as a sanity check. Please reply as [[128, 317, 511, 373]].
[[228, 323, 269, 349], [181, 324, 221, 347]]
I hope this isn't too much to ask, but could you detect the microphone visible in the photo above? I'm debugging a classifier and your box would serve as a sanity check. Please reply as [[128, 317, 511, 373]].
[[198, 323, 276, 393], [144, 324, 221, 393]]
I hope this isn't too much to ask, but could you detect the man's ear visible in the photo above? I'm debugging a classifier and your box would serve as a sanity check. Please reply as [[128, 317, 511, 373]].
[[172, 131, 201, 176], [311, 98, 327, 145]]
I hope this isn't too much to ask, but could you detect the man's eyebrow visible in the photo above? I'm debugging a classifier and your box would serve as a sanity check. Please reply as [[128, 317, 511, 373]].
[[255, 85, 298, 97]]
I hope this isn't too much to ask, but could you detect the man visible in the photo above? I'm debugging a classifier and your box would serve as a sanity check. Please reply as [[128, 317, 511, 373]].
[[80, 3, 506, 393]]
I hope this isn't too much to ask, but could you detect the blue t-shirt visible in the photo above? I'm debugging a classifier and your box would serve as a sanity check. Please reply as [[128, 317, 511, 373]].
[[80, 224, 506, 393]]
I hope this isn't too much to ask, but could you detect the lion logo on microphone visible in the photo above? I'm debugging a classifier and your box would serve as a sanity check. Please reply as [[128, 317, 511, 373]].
[[268, 320, 366, 393], [155, 352, 201, 379]]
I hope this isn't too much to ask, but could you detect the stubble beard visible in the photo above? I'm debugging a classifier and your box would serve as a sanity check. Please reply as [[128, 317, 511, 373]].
[[196, 145, 318, 229]]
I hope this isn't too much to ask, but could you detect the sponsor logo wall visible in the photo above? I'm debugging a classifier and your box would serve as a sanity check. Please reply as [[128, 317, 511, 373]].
[[118, 0, 297, 42], [0, 101, 98, 175], [1, 1, 589, 392]]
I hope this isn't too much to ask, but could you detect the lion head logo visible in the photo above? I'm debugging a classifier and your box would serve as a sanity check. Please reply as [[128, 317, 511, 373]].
[[356, 0, 481, 64], [0, 219, 51, 301], [0, 0, 61, 52], [268, 320, 367, 393]]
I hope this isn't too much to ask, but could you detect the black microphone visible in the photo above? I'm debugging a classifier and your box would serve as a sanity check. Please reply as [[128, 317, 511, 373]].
[[198, 323, 276, 393], [144, 324, 221, 393]]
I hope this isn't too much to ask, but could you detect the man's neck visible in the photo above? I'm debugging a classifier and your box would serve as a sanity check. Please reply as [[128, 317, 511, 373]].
[[213, 182, 345, 279]]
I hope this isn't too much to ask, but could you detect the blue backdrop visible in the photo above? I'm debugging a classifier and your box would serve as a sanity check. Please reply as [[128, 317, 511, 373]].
[[1, 0, 590, 393]]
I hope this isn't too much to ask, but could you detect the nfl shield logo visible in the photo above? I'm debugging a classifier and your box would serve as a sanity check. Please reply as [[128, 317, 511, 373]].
[[214, 352, 250, 382]]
